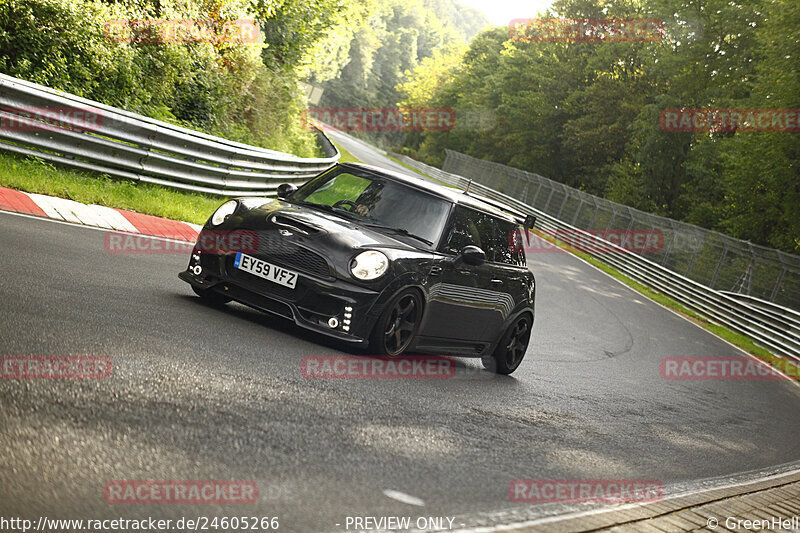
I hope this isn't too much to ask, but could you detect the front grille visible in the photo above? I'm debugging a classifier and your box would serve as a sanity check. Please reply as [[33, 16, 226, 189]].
[[257, 233, 332, 280], [226, 262, 307, 301]]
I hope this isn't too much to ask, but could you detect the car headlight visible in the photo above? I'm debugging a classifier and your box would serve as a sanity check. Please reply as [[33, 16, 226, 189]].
[[211, 200, 237, 226], [350, 250, 389, 280]]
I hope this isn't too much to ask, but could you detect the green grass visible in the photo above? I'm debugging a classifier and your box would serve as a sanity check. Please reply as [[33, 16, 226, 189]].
[[0, 140, 358, 225], [331, 141, 360, 163], [0, 152, 225, 224], [532, 229, 799, 380]]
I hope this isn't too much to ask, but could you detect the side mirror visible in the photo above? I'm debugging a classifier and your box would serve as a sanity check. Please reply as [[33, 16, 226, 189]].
[[460, 245, 486, 266], [524, 214, 537, 229], [277, 183, 297, 199]]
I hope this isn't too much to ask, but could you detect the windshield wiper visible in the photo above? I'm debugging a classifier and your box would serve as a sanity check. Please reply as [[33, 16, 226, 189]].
[[360, 223, 433, 245], [297, 201, 358, 220], [296, 201, 334, 212]]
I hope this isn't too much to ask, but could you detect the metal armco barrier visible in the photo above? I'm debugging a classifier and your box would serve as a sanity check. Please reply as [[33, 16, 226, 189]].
[[391, 152, 800, 363], [0, 73, 338, 196], [442, 149, 800, 313]]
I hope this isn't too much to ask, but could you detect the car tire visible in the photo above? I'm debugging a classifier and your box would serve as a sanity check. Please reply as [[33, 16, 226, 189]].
[[369, 289, 422, 356], [483, 313, 532, 375], [192, 285, 232, 306]]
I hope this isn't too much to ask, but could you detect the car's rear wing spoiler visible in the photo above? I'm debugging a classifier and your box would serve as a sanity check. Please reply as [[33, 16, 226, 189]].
[[511, 213, 537, 229], [464, 192, 537, 229], [522, 214, 537, 229]]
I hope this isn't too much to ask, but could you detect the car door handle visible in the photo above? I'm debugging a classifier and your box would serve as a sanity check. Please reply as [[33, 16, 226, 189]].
[[491, 279, 504, 285]]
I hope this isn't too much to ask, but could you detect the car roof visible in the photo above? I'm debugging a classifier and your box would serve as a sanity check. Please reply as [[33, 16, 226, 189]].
[[340, 162, 521, 224]]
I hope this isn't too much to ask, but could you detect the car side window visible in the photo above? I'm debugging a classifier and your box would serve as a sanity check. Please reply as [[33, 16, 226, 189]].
[[442, 206, 493, 256], [442, 207, 526, 266], [492, 218, 526, 267], [442, 206, 476, 254]]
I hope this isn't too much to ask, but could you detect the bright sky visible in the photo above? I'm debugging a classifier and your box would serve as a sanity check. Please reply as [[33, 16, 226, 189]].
[[458, 0, 557, 27]]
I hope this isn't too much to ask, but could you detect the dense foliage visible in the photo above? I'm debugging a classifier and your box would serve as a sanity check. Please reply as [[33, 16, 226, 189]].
[[399, 0, 799, 252], [1, 0, 795, 252], [311, 0, 486, 109], [0, 0, 485, 153], [0, 0, 378, 155]]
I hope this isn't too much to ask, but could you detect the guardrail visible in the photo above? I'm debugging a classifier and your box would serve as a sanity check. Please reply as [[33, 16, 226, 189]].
[[391, 152, 800, 363], [443, 150, 800, 313], [0, 73, 338, 196], [719, 292, 800, 337]]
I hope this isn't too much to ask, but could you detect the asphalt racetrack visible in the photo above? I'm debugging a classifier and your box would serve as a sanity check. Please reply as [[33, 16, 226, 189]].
[[2, 135, 800, 531]]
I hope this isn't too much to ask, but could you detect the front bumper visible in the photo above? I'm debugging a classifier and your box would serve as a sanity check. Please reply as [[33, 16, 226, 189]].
[[179, 251, 384, 345]]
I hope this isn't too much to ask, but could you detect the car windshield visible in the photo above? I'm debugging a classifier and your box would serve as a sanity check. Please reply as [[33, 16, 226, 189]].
[[290, 168, 451, 246]]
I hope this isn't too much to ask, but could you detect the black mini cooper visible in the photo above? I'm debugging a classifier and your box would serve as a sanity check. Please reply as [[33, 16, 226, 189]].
[[179, 163, 536, 374]]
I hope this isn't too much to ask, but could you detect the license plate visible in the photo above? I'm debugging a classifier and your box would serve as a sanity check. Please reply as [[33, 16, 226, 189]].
[[233, 252, 298, 289]]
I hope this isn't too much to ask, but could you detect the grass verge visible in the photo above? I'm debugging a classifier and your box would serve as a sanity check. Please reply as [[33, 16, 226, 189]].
[[532, 229, 799, 380], [0, 141, 361, 224], [331, 141, 361, 164], [0, 152, 225, 224]]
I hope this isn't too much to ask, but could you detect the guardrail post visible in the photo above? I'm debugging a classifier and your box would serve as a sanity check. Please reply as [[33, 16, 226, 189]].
[[660, 221, 678, 266], [685, 232, 703, 278], [710, 241, 729, 289], [586, 196, 600, 229], [771, 267, 787, 303], [606, 206, 617, 232], [626, 207, 636, 231], [520, 183, 529, 203], [556, 185, 569, 219], [571, 196, 584, 226], [531, 180, 543, 207], [543, 183, 556, 213]]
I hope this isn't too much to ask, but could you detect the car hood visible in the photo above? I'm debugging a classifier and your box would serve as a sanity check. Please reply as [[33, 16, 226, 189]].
[[232, 199, 429, 255]]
